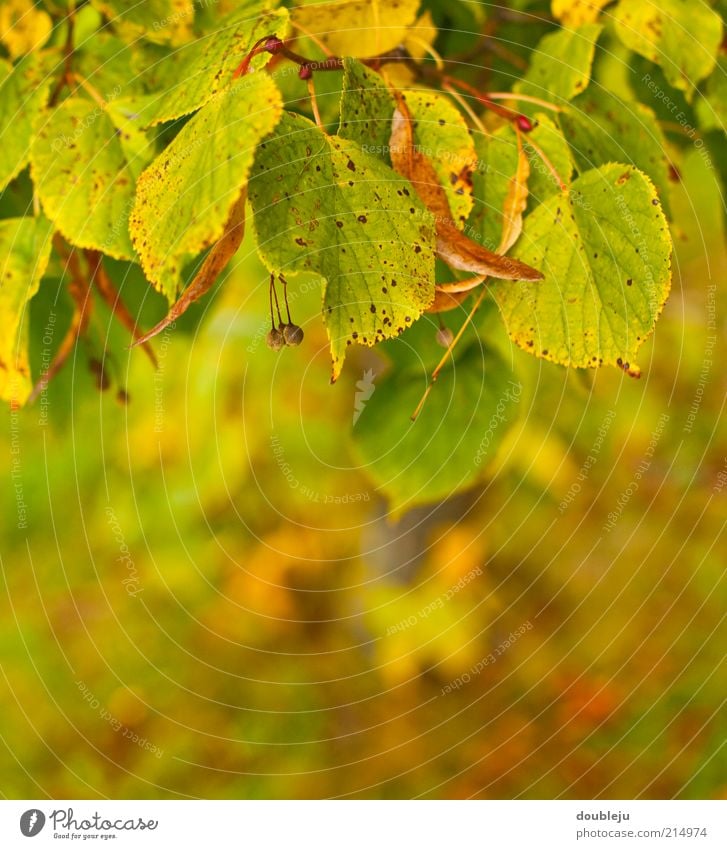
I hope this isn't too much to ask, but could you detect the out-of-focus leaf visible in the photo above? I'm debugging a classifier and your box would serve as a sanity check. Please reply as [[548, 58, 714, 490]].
[[88, 0, 195, 46], [552, 0, 610, 27], [353, 345, 522, 512], [0, 216, 53, 406], [130, 74, 282, 301], [492, 163, 672, 376], [249, 111, 436, 382], [613, 0, 722, 96], [560, 87, 672, 213], [31, 98, 139, 261], [696, 57, 727, 132], [0, 0, 52, 58], [0, 52, 55, 192], [516, 23, 603, 103], [291, 0, 420, 57], [109, 1, 289, 127]]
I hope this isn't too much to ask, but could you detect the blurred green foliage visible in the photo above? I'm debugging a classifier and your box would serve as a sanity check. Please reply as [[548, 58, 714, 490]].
[[1, 142, 724, 798]]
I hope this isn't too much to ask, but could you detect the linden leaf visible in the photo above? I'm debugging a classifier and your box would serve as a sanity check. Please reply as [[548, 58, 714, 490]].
[[339, 63, 477, 225], [516, 23, 603, 103], [353, 346, 522, 512], [30, 98, 139, 261], [88, 0, 195, 46], [291, 0, 420, 57], [248, 111, 437, 383], [130, 74, 283, 302], [560, 87, 672, 214], [110, 1, 289, 127], [612, 0, 722, 96], [0, 52, 55, 192], [491, 163, 673, 376], [0, 216, 53, 406], [551, 0, 610, 27], [389, 97, 542, 281], [0, 0, 52, 59], [338, 58, 396, 159]]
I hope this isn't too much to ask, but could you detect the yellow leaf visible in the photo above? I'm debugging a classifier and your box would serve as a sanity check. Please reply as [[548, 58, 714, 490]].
[[0, 216, 53, 407], [0, 0, 52, 58], [552, 0, 610, 27], [498, 128, 530, 254], [292, 0, 420, 57]]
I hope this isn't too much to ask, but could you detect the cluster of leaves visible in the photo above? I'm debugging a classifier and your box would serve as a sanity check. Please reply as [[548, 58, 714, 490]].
[[0, 0, 724, 500]]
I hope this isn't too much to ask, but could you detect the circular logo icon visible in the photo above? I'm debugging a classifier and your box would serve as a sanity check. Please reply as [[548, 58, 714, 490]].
[[20, 810, 46, 837]]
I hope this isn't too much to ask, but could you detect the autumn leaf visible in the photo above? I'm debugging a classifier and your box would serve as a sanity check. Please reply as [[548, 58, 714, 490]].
[[131, 191, 247, 348], [389, 96, 543, 281], [498, 127, 530, 254]]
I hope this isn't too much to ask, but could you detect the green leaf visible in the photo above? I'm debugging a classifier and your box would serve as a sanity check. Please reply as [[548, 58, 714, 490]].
[[492, 163, 672, 377], [560, 88, 672, 213], [352, 346, 522, 512], [110, 1, 289, 127], [471, 114, 573, 252], [0, 52, 55, 193], [612, 0, 723, 96], [30, 98, 140, 261], [130, 73, 283, 301], [338, 58, 396, 159], [516, 23, 603, 103], [696, 57, 727, 132], [0, 215, 53, 406], [249, 111, 437, 382], [88, 0, 195, 46]]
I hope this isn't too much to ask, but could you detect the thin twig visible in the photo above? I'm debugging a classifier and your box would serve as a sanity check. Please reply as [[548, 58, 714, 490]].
[[411, 289, 487, 421]]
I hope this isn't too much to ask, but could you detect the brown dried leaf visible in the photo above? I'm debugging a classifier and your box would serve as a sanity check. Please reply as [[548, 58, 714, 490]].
[[131, 191, 246, 349], [498, 127, 530, 253], [389, 95, 542, 282]]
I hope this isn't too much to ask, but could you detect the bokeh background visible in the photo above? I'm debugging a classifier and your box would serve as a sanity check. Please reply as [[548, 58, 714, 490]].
[[1, 2, 726, 799]]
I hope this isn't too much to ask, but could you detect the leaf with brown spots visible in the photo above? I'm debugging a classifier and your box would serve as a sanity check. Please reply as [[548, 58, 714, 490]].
[[491, 163, 672, 376], [130, 74, 282, 301], [389, 96, 543, 282], [249, 111, 436, 382], [30, 98, 141, 261]]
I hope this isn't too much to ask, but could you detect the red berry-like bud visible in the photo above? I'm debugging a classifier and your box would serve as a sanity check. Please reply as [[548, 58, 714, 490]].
[[516, 114, 534, 132], [264, 36, 284, 54], [299, 65, 313, 80]]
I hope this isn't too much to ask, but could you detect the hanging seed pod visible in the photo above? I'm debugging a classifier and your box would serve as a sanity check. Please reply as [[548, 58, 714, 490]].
[[282, 323, 304, 346], [266, 326, 285, 351]]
